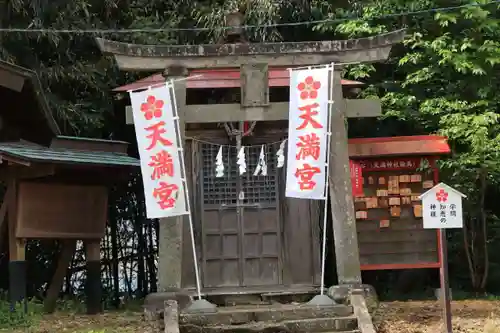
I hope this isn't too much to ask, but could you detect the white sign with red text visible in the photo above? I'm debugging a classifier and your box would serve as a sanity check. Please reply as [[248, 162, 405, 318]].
[[285, 67, 330, 200], [129, 85, 188, 219], [419, 183, 465, 229]]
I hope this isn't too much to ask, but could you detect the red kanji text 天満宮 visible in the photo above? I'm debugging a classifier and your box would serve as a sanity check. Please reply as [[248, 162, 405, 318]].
[[295, 163, 321, 191], [296, 133, 321, 160], [145, 121, 173, 150], [149, 150, 174, 180], [296, 103, 323, 130], [153, 182, 179, 209]]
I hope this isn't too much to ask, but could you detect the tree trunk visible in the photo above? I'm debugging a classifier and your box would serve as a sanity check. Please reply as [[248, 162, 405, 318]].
[[64, 245, 75, 295], [103, 228, 111, 289], [136, 196, 146, 297], [479, 169, 489, 290], [129, 235, 137, 294], [110, 196, 120, 308], [463, 218, 476, 288], [464, 169, 491, 292], [120, 236, 132, 295], [44, 239, 76, 313], [146, 218, 156, 293]]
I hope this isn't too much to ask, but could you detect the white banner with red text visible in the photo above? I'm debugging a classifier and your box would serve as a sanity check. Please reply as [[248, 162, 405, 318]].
[[285, 67, 330, 200], [129, 85, 188, 219]]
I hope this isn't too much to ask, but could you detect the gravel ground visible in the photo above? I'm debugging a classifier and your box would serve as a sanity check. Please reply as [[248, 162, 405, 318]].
[[374, 300, 500, 333], [4, 299, 500, 333]]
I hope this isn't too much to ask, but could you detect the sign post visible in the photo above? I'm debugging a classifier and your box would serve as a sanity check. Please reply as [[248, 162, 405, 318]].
[[420, 183, 466, 333]]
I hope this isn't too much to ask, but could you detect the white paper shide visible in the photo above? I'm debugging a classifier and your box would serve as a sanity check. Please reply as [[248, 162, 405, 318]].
[[215, 146, 225, 178], [285, 68, 330, 199], [129, 85, 188, 219], [237, 147, 247, 175], [276, 139, 286, 168], [253, 145, 268, 176], [420, 183, 466, 229]]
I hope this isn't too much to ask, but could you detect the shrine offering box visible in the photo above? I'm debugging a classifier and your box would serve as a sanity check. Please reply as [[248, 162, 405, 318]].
[[352, 156, 442, 271]]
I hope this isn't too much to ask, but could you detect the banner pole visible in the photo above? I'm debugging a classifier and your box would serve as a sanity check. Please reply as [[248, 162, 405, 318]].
[[305, 63, 336, 306], [126, 75, 203, 93], [320, 63, 335, 295], [168, 81, 202, 300]]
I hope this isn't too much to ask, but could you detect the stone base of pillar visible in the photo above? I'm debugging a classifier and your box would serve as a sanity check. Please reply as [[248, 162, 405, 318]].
[[307, 294, 337, 306], [327, 284, 379, 312], [144, 289, 193, 312], [85, 260, 102, 314], [9, 261, 26, 311], [184, 298, 217, 313]]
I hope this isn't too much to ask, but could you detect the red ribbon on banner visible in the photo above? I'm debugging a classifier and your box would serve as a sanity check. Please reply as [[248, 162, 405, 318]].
[[349, 160, 364, 197]]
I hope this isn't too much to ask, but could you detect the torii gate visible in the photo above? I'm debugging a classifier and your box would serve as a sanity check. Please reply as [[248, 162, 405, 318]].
[[96, 20, 405, 293]]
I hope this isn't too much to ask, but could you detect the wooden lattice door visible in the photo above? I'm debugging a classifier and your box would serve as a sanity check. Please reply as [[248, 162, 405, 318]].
[[200, 143, 281, 289]]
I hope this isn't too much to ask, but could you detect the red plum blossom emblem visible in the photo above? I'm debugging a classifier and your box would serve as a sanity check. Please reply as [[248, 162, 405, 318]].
[[297, 76, 321, 100], [436, 189, 448, 202], [141, 95, 165, 120]]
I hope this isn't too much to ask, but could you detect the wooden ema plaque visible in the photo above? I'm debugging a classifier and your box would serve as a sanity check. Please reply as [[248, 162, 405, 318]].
[[353, 157, 441, 271]]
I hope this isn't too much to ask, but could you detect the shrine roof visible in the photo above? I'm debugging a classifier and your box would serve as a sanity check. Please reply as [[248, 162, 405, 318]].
[[0, 61, 60, 144], [113, 69, 363, 91], [0, 142, 140, 167], [348, 135, 451, 157], [55, 136, 129, 144]]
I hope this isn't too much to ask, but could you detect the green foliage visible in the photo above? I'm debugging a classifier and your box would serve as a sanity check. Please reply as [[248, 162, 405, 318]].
[[0, 299, 43, 329], [321, 0, 500, 290], [331, 0, 500, 182], [0, 296, 144, 332]]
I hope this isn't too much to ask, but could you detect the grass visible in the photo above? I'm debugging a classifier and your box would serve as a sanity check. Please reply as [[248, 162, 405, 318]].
[[0, 299, 144, 333], [8, 311, 144, 333]]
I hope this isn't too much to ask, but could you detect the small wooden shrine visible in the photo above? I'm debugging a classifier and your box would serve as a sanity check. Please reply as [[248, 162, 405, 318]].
[[0, 60, 140, 313], [96, 17, 406, 299], [113, 69, 372, 293]]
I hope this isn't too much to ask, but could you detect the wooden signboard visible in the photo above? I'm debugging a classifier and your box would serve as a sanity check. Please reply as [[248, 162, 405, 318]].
[[352, 156, 441, 271], [16, 182, 108, 239]]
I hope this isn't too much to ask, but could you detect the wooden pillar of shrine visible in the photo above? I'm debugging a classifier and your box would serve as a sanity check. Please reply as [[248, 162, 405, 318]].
[[157, 76, 187, 292], [329, 70, 362, 284], [7, 181, 27, 308], [85, 239, 102, 314]]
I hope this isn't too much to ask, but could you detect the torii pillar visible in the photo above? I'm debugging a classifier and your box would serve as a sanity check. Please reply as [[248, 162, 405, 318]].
[[95, 26, 405, 291]]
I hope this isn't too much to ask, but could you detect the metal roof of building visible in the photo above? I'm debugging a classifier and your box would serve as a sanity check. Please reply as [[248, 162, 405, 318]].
[[113, 68, 365, 92], [0, 142, 140, 167], [55, 135, 130, 145], [348, 135, 451, 157]]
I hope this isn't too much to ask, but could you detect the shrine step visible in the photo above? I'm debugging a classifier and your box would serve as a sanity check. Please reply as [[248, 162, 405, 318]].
[[180, 303, 354, 326], [180, 316, 358, 333]]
